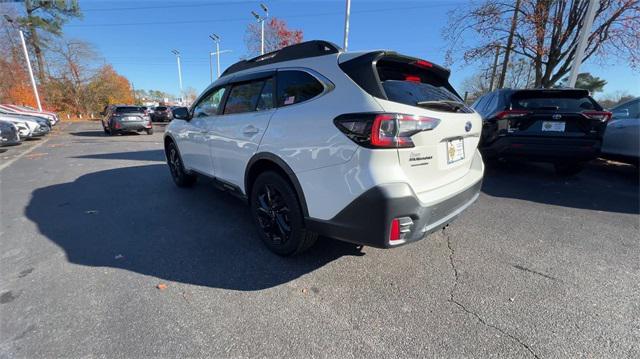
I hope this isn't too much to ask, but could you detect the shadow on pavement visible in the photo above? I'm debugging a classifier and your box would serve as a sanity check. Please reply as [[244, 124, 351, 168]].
[[74, 150, 165, 162], [25, 164, 362, 290], [70, 131, 146, 137], [482, 160, 639, 214]]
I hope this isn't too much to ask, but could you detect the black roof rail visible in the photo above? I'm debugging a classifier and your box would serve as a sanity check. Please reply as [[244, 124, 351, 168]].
[[221, 40, 341, 77]]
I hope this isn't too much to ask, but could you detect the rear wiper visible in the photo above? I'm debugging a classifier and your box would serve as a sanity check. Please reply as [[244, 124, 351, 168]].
[[416, 100, 466, 112]]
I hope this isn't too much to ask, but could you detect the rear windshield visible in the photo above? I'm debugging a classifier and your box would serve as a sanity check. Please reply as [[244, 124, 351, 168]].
[[115, 107, 144, 114], [156, 106, 167, 111], [511, 92, 599, 111], [377, 59, 462, 105]]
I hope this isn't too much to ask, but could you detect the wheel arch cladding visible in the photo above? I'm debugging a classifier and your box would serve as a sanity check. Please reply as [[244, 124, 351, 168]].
[[245, 153, 310, 218]]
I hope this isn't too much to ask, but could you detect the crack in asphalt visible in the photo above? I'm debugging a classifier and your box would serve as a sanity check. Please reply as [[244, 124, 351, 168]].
[[443, 228, 541, 359]]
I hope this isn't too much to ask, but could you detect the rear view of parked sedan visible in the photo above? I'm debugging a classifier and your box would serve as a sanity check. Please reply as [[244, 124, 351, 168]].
[[0, 120, 21, 146], [601, 97, 639, 166], [102, 106, 154, 135], [472, 88, 611, 175]]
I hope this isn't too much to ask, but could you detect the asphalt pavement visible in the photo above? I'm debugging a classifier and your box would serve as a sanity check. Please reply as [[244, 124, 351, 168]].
[[1, 121, 638, 358]]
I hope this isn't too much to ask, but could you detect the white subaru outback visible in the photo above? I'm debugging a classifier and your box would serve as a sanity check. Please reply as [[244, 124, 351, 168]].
[[165, 40, 484, 256]]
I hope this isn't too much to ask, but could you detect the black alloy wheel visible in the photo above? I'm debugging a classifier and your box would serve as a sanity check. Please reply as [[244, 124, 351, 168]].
[[250, 171, 317, 256], [167, 142, 196, 187]]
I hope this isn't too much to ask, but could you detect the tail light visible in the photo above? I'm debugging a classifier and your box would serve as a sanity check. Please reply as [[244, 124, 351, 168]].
[[389, 217, 414, 244], [114, 122, 121, 129], [334, 113, 440, 149], [413, 60, 433, 68], [582, 111, 612, 122], [495, 110, 530, 119]]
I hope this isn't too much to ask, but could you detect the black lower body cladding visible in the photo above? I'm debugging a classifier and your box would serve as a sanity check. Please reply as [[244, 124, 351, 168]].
[[306, 179, 482, 248], [480, 136, 601, 162]]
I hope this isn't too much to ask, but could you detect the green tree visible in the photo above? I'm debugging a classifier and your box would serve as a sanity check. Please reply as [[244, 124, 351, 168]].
[[15, 0, 81, 82], [560, 73, 607, 93]]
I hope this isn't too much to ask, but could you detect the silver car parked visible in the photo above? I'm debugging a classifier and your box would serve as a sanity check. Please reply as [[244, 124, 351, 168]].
[[601, 98, 639, 166]]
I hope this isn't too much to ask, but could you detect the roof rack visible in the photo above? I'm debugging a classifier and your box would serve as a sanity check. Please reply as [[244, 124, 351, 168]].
[[221, 40, 341, 77]]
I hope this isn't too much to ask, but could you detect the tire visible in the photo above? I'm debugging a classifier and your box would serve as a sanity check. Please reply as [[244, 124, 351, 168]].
[[166, 141, 196, 187], [109, 128, 118, 136], [250, 171, 317, 256], [554, 162, 584, 176], [146, 128, 154, 135]]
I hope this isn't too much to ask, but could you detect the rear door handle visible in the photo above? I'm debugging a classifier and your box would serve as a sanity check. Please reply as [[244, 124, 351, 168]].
[[243, 125, 260, 136]]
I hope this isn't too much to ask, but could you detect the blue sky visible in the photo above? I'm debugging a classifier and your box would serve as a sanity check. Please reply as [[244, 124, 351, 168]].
[[61, 0, 639, 99]]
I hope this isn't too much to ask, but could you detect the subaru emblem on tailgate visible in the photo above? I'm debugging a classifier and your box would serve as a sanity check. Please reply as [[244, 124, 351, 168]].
[[552, 114, 562, 120], [465, 121, 472, 132]]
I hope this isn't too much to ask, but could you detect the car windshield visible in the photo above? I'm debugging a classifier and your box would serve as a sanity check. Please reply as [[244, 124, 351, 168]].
[[511, 92, 598, 111], [115, 107, 144, 114]]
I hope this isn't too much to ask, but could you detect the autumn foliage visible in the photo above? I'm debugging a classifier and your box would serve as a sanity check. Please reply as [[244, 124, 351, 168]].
[[245, 17, 303, 56]]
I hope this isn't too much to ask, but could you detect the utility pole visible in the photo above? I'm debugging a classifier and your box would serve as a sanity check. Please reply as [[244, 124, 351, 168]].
[[251, 4, 269, 55], [497, 0, 521, 89], [567, 0, 598, 87], [343, 0, 351, 51], [489, 45, 501, 91], [19, 30, 42, 111], [171, 49, 183, 103]]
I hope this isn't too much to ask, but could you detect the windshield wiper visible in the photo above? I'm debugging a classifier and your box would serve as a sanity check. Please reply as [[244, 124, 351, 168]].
[[416, 100, 466, 112]]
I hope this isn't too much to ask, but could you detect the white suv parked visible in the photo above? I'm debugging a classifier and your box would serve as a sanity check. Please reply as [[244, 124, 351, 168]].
[[165, 41, 484, 255]]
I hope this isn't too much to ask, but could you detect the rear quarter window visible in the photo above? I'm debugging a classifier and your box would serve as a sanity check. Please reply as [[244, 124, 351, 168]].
[[276, 71, 324, 107]]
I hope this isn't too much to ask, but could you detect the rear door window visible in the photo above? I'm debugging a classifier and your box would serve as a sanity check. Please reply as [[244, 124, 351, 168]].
[[276, 71, 324, 107]]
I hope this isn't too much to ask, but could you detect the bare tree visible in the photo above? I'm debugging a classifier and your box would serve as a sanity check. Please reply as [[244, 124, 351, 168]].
[[444, 0, 640, 88]]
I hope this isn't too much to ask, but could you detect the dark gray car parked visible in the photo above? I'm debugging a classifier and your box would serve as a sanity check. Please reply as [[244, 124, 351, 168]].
[[102, 106, 153, 135]]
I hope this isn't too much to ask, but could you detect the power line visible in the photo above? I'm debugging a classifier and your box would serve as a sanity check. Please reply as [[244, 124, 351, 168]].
[[67, 2, 466, 28], [80, 1, 255, 12]]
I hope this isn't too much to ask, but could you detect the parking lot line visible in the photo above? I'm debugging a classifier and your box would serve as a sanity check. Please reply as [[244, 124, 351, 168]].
[[0, 136, 52, 172]]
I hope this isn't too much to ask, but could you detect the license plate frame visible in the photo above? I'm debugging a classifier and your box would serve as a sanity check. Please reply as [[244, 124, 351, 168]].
[[446, 138, 465, 164], [541, 121, 565, 132]]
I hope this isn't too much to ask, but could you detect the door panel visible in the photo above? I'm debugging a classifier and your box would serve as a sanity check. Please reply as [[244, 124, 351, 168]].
[[178, 117, 213, 175], [209, 109, 275, 188]]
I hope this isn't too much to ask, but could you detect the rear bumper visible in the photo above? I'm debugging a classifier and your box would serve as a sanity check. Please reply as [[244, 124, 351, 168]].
[[306, 177, 482, 249], [114, 121, 152, 131], [481, 136, 601, 162]]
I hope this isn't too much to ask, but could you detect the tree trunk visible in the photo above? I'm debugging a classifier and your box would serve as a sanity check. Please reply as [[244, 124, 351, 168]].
[[497, 0, 521, 89], [25, 0, 46, 83]]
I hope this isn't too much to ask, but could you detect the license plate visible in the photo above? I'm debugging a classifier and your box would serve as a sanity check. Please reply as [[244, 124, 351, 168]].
[[446, 138, 465, 164], [542, 121, 565, 132]]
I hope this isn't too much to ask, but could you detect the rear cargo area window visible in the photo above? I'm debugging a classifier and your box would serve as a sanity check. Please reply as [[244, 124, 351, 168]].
[[377, 59, 462, 106], [115, 107, 144, 114], [511, 92, 599, 111]]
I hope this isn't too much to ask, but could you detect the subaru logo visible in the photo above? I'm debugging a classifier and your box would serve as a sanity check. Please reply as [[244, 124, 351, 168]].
[[465, 121, 472, 132], [552, 114, 562, 120]]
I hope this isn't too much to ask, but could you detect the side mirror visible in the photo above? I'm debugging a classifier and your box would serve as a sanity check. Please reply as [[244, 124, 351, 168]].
[[172, 107, 190, 120], [612, 108, 629, 119]]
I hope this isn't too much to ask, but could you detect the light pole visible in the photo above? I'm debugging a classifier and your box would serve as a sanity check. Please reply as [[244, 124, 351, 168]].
[[567, 0, 598, 88], [251, 3, 269, 55], [209, 34, 220, 81], [4, 15, 42, 111], [343, 0, 351, 52], [171, 49, 183, 103]]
